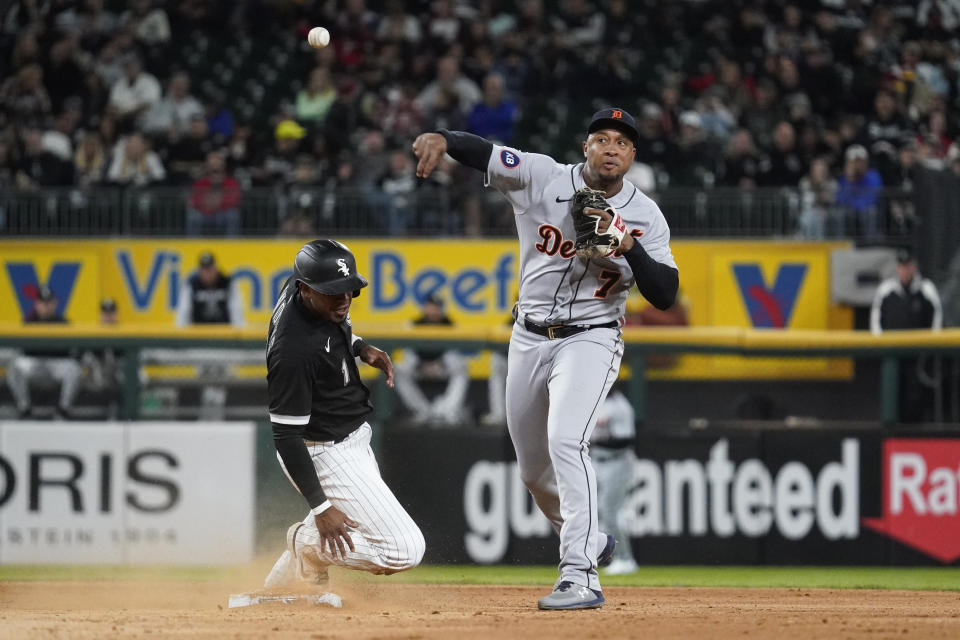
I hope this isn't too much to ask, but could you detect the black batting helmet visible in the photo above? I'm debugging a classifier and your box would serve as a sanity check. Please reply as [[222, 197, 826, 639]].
[[293, 239, 368, 297]]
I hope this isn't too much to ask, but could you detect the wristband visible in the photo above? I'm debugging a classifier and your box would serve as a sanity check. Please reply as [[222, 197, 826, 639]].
[[311, 500, 332, 516], [353, 339, 368, 358]]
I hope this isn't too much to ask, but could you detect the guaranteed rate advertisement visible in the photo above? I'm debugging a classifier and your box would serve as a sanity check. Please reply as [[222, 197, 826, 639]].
[[0, 239, 851, 379], [379, 428, 960, 567], [0, 422, 255, 565]]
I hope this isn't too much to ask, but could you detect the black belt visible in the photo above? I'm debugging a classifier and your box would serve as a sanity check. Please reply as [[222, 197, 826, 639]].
[[523, 317, 619, 340]]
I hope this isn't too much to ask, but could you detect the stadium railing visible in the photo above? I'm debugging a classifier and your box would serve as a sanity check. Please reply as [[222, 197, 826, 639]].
[[2, 325, 959, 427], [0, 185, 920, 241]]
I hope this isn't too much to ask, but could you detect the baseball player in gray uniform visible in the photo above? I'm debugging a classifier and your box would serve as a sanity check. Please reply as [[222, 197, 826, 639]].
[[413, 108, 678, 609], [593, 387, 640, 575]]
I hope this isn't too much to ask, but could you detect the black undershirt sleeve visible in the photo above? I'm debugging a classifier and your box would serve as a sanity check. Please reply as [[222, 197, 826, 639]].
[[437, 129, 493, 172], [622, 242, 679, 311], [272, 422, 327, 508]]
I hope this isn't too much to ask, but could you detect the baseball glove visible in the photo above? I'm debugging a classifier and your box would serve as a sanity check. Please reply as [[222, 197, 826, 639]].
[[569, 187, 627, 259]]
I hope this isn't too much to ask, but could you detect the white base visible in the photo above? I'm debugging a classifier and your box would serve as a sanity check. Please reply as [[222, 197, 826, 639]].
[[228, 592, 343, 609]]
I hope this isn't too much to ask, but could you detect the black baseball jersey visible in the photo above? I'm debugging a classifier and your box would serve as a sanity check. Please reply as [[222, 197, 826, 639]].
[[267, 279, 372, 442], [187, 272, 233, 323]]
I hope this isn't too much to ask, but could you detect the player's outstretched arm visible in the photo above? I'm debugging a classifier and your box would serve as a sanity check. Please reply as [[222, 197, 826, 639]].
[[412, 129, 493, 178]]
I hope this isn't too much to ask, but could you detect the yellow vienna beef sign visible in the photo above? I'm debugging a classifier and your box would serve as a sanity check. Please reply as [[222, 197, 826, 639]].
[[0, 239, 851, 379]]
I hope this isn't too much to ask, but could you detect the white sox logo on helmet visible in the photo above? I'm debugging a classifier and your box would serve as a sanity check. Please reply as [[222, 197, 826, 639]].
[[337, 258, 350, 276]]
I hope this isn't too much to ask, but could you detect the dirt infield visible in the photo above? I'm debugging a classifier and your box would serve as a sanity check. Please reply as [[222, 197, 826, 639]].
[[2, 580, 959, 640]]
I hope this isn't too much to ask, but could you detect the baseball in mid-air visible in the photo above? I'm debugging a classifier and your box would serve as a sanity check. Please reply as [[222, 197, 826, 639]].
[[307, 26, 330, 49]]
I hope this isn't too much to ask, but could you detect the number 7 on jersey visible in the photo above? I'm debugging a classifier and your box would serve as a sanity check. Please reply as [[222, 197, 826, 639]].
[[593, 270, 621, 298]]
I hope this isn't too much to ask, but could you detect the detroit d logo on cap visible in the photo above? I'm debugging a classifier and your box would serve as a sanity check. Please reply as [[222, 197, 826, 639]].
[[337, 259, 350, 276]]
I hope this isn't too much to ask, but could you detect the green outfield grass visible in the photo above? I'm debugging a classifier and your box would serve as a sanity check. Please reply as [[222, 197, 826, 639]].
[[2, 565, 959, 591]]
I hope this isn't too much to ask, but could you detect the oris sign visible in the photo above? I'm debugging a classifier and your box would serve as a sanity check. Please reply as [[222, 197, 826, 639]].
[[0, 422, 254, 565]]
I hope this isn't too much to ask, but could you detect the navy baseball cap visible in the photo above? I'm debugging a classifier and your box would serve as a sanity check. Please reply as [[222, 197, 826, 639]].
[[588, 108, 640, 147], [198, 252, 216, 268], [36, 285, 55, 302], [896, 247, 916, 264]]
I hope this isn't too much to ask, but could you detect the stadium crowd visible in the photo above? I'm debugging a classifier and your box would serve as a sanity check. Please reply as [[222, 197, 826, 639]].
[[1, 0, 960, 238]]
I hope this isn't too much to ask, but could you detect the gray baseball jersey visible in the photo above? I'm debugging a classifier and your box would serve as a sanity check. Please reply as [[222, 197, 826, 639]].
[[485, 143, 676, 593], [484, 145, 676, 325]]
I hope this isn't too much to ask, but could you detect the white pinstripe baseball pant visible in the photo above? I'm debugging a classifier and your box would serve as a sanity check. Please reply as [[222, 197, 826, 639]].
[[268, 422, 425, 581]]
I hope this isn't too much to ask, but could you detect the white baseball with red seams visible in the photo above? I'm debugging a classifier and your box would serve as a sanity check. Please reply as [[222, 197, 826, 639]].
[[484, 143, 676, 592], [307, 27, 330, 49]]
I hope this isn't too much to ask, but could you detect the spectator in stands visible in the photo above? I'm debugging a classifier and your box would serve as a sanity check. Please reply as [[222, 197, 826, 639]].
[[669, 111, 717, 187], [382, 82, 425, 142], [550, 0, 604, 47], [760, 121, 806, 187], [416, 56, 481, 116], [55, 0, 118, 44], [7, 285, 82, 420], [425, 0, 461, 46], [740, 78, 780, 152], [94, 35, 126, 89], [296, 67, 337, 124], [108, 54, 161, 130], [279, 154, 322, 234], [0, 140, 16, 188], [870, 247, 943, 423], [377, 0, 422, 45], [16, 126, 74, 187], [141, 72, 204, 140], [106, 132, 165, 186], [635, 103, 676, 174], [166, 113, 213, 184], [79, 69, 109, 128], [121, 0, 171, 48], [860, 89, 913, 183], [42, 109, 80, 162], [394, 293, 469, 427], [466, 73, 517, 144], [315, 152, 365, 234], [73, 130, 107, 187], [719, 129, 763, 189], [0, 64, 51, 123], [43, 35, 86, 115], [187, 151, 241, 236], [2, 2, 48, 35], [861, 89, 912, 153], [798, 157, 840, 239], [697, 87, 737, 146], [204, 97, 234, 142], [836, 144, 883, 238], [175, 252, 244, 328], [252, 119, 304, 187], [378, 148, 417, 235]]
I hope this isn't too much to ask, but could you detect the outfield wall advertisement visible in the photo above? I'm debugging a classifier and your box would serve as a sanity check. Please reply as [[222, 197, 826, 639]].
[[0, 422, 255, 565], [0, 239, 852, 379], [379, 428, 960, 567]]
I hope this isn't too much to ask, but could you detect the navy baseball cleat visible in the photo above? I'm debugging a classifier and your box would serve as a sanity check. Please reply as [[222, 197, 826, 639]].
[[597, 533, 616, 567], [538, 581, 605, 610]]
